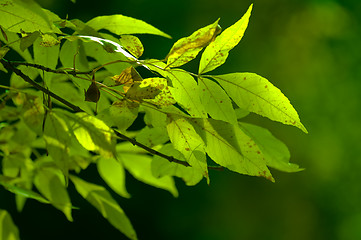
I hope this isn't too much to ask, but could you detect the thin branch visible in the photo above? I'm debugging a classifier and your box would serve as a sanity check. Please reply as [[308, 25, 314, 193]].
[[0, 59, 83, 112], [1, 59, 222, 171], [113, 129, 191, 167]]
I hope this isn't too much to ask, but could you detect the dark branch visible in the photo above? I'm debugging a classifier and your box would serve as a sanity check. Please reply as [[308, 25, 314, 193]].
[[1, 59, 84, 112], [1, 59, 223, 170], [113, 129, 191, 167]]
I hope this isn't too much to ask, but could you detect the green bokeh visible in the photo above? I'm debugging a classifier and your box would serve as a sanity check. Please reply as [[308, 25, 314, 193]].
[[2, 0, 361, 239]]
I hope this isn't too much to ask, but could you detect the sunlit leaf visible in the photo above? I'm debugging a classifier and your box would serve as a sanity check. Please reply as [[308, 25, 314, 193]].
[[199, 4, 253, 74], [190, 118, 274, 181], [86, 14, 171, 38], [198, 76, 237, 124], [34, 168, 73, 221], [97, 157, 130, 198], [151, 144, 203, 186], [59, 111, 116, 158], [239, 122, 303, 172], [166, 19, 220, 68], [119, 35, 144, 58], [70, 175, 137, 240], [0, 0, 61, 33], [167, 115, 208, 181], [33, 36, 60, 87], [59, 38, 90, 72], [39, 33, 60, 47], [135, 126, 169, 147], [213, 73, 307, 133], [119, 152, 178, 197], [0, 209, 20, 240]]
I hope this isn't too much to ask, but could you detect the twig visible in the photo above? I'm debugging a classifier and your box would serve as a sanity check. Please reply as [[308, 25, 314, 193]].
[[0, 59, 84, 112]]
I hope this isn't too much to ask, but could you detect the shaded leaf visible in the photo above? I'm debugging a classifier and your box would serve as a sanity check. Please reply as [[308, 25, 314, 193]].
[[119, 152, 178, 197], [97, 158, 130, 198], [0, 181, 49, 204], [86, 14, 171, 38], [166, 19, 220, 68], [139, 77, 175, 106], [0, 209, 20, 240], [198, 76, 237, 124], [20, 31, 40, 51], [239, 122, 303, 172], [151, 144, 203, 186], [97, 100, 139, 132], [190, 118, 274, 181], [199, 4, 252, 74], [213, 73, 307, 133], [70, 175, 137, 240], [0, 29, 33, 62], [34, 168, 73, 221]]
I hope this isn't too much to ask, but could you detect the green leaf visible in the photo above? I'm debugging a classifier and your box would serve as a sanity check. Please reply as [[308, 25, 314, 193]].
[[190, 118, 274, 181], [135, 126, 169, 147], [20, 31, 40, 51], [59, 111, 116, 158], [119, 152, 178, 197], [146, 61, 207, 117], [139, 77, 176, 106], [0, 0, 61, 33], [239, 122, 303, 172], [0, 209, 20, 240], [80, 35, 133, 75], [199, 4, 253, 74], [43, 111, 72, 177], [151, 144, 203, 186], [34, 168, 73, 221], [33, 36, 60, 87], [86, 14, 171, 38], [0, 30, 33, 62], [97, 157, 130, 198], [98, 100, 139, 132], [70, 175, 137, 240], [166, 19, 220, 68], [0, 46, 10, 58], [198, 76, 237, 124], [59, 39, 89, 71], [167, 115, 208, 181], [213, 73, 308, 133], [0, 181, 50, 204], [119, 35, 144, 58]]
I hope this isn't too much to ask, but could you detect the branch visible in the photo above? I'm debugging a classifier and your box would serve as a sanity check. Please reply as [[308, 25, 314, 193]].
[[3, 60, 93, 75], [0, 59, 83, 112], [113, 129, 191, 167], [1, 59, 224, 170]]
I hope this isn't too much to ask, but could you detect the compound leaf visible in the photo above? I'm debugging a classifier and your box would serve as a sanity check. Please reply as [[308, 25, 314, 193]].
[[70, 175, 137, 240], [213, 73, 307, 133], [199, 4, 252, 74]]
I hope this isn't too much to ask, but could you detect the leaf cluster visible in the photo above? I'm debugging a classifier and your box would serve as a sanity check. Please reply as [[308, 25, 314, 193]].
[[0, 1, 307, 239]]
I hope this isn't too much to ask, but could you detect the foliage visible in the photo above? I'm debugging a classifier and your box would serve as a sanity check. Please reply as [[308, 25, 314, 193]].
[[0, 0, 307, 239]]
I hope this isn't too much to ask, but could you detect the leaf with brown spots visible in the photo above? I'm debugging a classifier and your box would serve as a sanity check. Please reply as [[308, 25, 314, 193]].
[[166, 19, 220, 68], [199, 4, 253, 74], [119, 35, 144, 58], [213, 72, 308, 133]]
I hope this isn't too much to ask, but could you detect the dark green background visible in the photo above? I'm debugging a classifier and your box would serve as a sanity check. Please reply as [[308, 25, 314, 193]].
[[2, 0, 361, 239]]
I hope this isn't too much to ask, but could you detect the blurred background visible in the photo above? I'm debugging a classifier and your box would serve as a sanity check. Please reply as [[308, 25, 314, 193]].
[[2, 0, 361, 239]]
